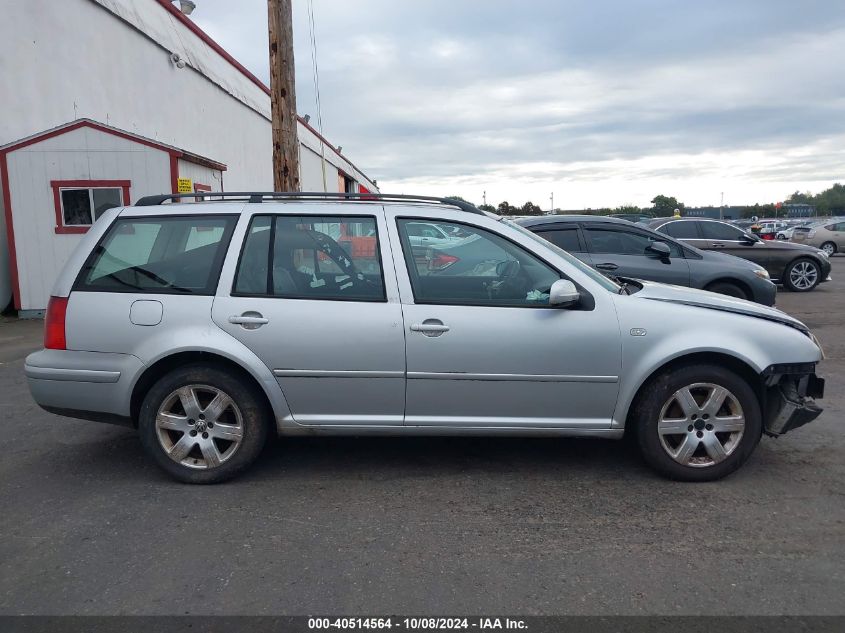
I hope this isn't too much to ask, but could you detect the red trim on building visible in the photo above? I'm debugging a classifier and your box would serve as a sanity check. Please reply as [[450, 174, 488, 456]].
[[0, 119, 227, 172], [0, 152, 22, 310], [194, 182, 212, 202], [51, 180, 131, 235], [155, 0, 270, 97], [170, 154, 180, 200]]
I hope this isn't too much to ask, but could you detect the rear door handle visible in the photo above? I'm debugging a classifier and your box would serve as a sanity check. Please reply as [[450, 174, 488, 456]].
[[411, 320, 450, 336], [595, 263, 619, 271], [711, 243, 725, 248], [228, 313, 269, 329]]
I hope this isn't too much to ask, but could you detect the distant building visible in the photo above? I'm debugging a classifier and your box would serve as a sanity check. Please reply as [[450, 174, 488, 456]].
[[683, 206, 744, 220], [782, 203, 816, 218]]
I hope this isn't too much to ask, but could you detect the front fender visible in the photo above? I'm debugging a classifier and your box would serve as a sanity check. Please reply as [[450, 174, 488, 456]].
[[611, 297, 821, 428]]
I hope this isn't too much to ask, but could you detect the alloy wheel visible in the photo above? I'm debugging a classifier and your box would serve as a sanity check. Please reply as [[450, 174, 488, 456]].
[[788, 261, 819, 290], [155, 384, 244, 469], [657, 383, 745, 468]]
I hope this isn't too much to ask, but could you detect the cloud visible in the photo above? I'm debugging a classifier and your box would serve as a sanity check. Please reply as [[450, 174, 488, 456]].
[[193, 0, 845, 208]]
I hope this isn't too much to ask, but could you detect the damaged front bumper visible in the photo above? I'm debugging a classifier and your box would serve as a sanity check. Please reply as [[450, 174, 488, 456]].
[[762, 363, 825, 436]]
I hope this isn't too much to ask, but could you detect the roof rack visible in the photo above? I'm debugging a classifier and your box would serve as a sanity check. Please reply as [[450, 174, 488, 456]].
[[134, 191, 487, 216]]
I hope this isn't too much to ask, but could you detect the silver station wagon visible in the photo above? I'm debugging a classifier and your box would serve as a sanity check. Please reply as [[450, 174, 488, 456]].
[[25, 193, 825, 483]]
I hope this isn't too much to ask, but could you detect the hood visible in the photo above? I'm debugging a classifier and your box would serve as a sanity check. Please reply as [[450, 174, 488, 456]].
[[631, 280, 809, 332], [756, 239, 822, 254]]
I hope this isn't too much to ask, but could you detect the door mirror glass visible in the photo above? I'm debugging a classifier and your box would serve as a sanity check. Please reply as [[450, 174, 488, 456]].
[[549, 279, 580, 307], [646, 241, 671, 258]]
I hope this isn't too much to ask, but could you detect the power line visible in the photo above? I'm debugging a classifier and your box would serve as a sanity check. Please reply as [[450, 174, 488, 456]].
[[307, 0, 328, 192]]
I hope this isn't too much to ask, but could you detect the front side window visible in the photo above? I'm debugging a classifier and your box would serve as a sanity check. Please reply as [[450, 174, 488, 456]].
[[662, 221, 701, 239], [700, 221, 746, 241], [76, 215, 236, 294], [397, 219, 560, 307], [234, 215, 386, 301], [585, 228, 681, 257]]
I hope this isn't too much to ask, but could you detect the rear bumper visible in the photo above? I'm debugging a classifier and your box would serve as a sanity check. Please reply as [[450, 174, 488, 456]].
[[761, 364, 825, 436], [25, 349, 143, 423]]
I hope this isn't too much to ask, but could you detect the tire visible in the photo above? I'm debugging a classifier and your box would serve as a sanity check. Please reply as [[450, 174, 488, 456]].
[[705, 281, 748, 300], [776, 233, 786, 240], [633, 364, 762, 481], [820, 241, 837, 256], [782, 257, 821, 292], [139, 364, 269, 484]]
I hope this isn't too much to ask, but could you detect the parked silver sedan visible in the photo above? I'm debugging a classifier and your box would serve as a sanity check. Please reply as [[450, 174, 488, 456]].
[[25, 194, 825, 483]]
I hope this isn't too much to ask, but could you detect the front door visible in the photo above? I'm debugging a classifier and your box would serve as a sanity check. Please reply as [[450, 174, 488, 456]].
[[391, 216, 622, 429], [212, 211, 405, 426], [582, 225, 691, 286]]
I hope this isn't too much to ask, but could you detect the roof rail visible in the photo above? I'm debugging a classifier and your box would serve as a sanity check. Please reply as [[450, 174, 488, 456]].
[[134, 191, 488, 215]]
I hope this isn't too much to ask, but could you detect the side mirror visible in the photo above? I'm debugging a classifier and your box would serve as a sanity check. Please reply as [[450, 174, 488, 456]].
[[739, 235, 758, 245], [646, 241, 671, 258], [549, 279, 580, 307]]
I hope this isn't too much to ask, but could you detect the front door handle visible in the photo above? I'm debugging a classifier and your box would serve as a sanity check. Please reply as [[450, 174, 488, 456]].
[[411, 320, 450, 337], [711, 243, 725, 248], [595, 263, 619, 271], [229, 312, 269, 329]]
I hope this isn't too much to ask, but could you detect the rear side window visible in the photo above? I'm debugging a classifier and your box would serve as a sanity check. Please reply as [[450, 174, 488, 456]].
[[76, 215, 236, 294], [662, 221, 700, 239], [535, 227, 584, 252], [233, 215, 386, 302]]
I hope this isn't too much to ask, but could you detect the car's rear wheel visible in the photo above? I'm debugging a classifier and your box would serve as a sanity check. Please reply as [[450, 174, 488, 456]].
[[139, 364, 269, 483], [705, 281, 748, 300], [820, 241, 837, 256], [633, 364, 762, 481], [783, 258, 821, 292]]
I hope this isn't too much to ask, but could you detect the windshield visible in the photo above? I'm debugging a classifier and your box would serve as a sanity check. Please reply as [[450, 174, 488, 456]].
[[502, 218, 621, 292]]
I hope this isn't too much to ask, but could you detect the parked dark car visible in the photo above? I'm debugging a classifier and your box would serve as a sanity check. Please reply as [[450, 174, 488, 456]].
[[515, 216, 777, 305], [645, 218, 831, 292]]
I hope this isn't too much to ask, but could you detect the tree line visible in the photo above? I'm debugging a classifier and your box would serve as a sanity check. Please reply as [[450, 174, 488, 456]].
[[447, 183, 844, 218]]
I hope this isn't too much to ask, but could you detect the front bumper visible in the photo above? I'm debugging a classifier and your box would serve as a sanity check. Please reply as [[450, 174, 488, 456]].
[[762, 364, 825, 436]]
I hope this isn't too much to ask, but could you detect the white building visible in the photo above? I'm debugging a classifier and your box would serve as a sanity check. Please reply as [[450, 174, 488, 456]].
[[0, 0, 378, 315]]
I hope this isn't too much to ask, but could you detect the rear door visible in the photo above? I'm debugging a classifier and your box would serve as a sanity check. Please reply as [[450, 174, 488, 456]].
[[582, 225, 690, 286], [211, 208, 406, 426]]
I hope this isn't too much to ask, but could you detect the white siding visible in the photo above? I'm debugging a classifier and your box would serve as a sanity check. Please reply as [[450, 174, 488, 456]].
[[176, 159, 224, 194], [6, 127, 170, 310], [0, 0, 378, 192]]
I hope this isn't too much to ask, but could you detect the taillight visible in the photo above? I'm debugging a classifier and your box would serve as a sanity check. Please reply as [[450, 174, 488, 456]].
[[44, 296, 68, 350], [428, 253, 459, 271], [807, 230, 816, 238]]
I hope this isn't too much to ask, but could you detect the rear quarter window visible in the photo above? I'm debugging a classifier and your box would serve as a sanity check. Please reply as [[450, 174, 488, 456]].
[[75, 215, 237, 295]]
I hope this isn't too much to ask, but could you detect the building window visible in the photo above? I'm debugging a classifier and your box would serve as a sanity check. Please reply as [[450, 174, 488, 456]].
[[51, 180, 130, 234]]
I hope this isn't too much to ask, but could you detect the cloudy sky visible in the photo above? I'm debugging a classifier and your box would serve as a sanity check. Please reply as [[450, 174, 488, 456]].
[[193, 0, 845, 210]]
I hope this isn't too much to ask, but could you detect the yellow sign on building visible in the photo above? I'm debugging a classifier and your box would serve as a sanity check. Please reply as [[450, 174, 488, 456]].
[[177, 178, 193, 193]]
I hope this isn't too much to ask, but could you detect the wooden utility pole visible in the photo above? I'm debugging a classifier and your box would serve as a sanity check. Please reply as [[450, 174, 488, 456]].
[[268, 0, 300, 191]]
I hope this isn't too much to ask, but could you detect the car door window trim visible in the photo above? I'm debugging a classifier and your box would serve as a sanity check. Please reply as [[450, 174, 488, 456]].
[[231, 213, 389, 303]]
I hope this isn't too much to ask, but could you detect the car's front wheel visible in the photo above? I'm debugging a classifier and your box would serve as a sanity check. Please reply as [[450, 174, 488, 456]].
[[633, 364, 762, 481], [139, 364, 269, 483], [783, 258, 821, 292]]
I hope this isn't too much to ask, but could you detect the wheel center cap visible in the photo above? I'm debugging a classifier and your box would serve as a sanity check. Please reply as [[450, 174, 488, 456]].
[[195, 420, 207, 432], [694, 419, 706, 431]]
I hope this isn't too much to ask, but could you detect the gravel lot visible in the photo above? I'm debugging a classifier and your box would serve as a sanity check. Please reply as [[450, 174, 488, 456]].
[[1, 258, 843, 616]]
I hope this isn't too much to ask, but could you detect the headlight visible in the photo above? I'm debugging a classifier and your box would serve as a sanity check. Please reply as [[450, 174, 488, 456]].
[[817, 249, 829, 259], [754, 268, 770, 279]]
